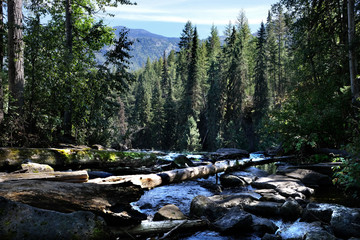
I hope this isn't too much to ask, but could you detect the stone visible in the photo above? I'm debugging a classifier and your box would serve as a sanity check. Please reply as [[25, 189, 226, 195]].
[[0, 197, 110, 240], [262, 233, 282, 240], [190, 195, 228, 221], [20, 162, 54, 173], [220, 174, 247, 188], [302, 203, 333, 223], [304, 229, 337, 240], [255, 189, 287, 203], [153, 204, 187, 221], [330, 205, 360, 238], [252, 175, 314, 199], [279, 197, 303, 221], [277, 167, 332, 187], [211, 148, 249, 160], [212, 207, 253, 234], [243, 201, 281, 217], [251, 215, 278, 236], [173, 155, 195, 168], [209, 194, 257, 208]]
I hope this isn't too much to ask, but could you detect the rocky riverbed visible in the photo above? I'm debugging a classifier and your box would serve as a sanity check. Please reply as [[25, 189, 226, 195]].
[[1, 148, 360, 239]]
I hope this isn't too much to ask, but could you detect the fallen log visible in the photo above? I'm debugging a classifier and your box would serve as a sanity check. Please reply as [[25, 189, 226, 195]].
[[111, 219, 208, 238], [0, 179, 145, 225], [89, 156, 296, 189], [0, 170, 89, 183]]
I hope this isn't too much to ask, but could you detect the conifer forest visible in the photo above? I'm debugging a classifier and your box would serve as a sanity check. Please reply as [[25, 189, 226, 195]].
[[1, 0, 360, 192]]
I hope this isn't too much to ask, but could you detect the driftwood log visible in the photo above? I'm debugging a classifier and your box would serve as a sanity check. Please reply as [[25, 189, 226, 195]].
[[0, 179, 145, 225], [89, 156, 295, 189], [0, 170, 89, 183], [112, 219, 208, 238]]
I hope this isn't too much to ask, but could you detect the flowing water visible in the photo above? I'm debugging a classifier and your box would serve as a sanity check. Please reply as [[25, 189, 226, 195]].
[[130, 152, 357, 239]]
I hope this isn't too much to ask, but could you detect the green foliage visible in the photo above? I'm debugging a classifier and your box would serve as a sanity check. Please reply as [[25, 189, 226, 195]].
[[333, 157, 360, 197]]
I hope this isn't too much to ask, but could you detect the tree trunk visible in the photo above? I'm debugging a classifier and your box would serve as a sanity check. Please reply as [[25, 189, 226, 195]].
[[8, 0, 24, 112], [112, 219, 208, 237], [348, 0, 359, 105], [0, 170, 89, 183], [0, 1, 4, 123], [63, 0, 73, 139]]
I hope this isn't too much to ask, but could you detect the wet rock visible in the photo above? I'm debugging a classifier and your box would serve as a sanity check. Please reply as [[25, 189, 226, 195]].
[[212, 207, 252, 234], [211, 148, 249, 160], [255, 189, 287, 203], [173, 155, 195, 168], [153, 204, 187, 221], [262, 233, 281, 240], [190, 195, 228, 221], [209, 194, 257, 208], [330, 205, 360, 238], [277, 167, 332, 187], [302, 203, 333, 223], [251, 215, 278, 236], [20, 162, 54, 173], [243, 201, 281, 217], [279, 197, 303, 221], [0, 197, 110, 240], [252, 175, 314, 199], [304, 228, 337, 240], [87, 171, 113, 179], [220, 174, 247, 187]]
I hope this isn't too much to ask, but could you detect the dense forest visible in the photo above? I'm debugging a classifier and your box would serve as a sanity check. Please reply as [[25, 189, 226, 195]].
[[0, 1, 360, 190]]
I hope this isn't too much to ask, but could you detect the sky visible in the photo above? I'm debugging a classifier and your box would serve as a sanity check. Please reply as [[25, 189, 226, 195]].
[[103, 0, 280, 39]]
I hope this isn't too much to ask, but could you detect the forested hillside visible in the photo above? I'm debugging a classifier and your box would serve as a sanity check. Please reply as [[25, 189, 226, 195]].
[[97, 27, 180, 71], [0, 1, 360, 190]]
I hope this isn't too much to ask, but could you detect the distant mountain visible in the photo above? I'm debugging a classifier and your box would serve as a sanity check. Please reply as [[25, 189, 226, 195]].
[[97, 26, 180, 71]]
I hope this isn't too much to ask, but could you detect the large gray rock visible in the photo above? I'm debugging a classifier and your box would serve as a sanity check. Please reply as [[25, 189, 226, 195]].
[[211, 148, 249, 160], [0, 197, 110, 240], [277, 167, 332, 187], [20, 162, 54, 173], [330, 205, 360, 238], [252, 175, 314, 200], [243, 201, 281, 217], [190, 195, 228, 221], [302, 203, 333, 223], [251, 215, 278, 236], [153, 204, 187, 221], [220, 174, 247, 188], [212, 207, 252, 234], [255, 189, 287, 203], [209, 193, 258, 208], [279, 197, 303, 221]]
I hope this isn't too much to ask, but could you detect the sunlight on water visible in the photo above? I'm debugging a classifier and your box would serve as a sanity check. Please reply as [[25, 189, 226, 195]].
[[273, 219, 322, 239]]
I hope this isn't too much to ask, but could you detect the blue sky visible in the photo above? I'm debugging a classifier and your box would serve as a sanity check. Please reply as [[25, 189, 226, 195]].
[[103, 0, 280, 39]]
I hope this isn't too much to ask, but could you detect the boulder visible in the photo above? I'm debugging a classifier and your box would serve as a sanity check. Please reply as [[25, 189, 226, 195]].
[[220, 174, 247, 188], [173, 155, 195, 168], [262, 233, 282, 240], [252, 175, 314, 200], [212, 207, 253, 234], [251, 215, 278, 236], [209, 194, 258, 208], [279, 197, 303, 221], [243, 201, 281, 217], [190, 195, 228, 221], [330, 205, 360, 238], [153, 204, 187, 221], [255, 189, 287, 203], [211, 148, 249, 160], [277, 167, 332, 187], [20, 162, 54, 173], [0, 197, 110, 240], [302, 203, 333, 223], [304, 229, 337, 240]]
